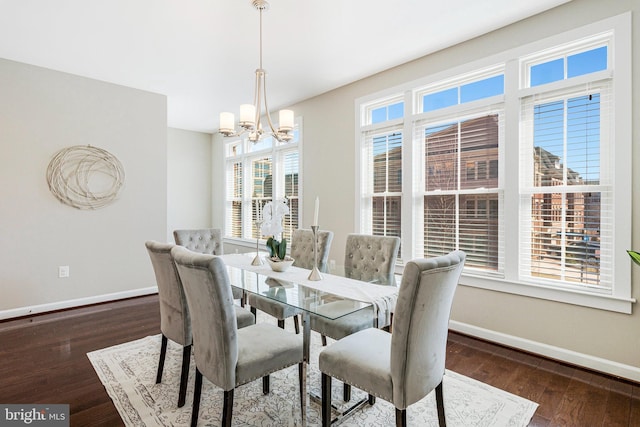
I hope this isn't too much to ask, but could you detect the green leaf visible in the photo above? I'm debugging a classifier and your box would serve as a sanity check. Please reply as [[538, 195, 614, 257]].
[[266, 237, 276, 258], [627, 250, 640, 267], [278, 238, 287, 260]]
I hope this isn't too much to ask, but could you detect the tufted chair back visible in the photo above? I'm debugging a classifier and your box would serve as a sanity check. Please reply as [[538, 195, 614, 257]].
[[290, 229, 334, 272], [145, 241, 191, 346], [171, 246, 239, 390], [344, 234, 400, 286], [173, 229, 223, 255], [390, 250, 465, 409], [174, 228, 243, 301]]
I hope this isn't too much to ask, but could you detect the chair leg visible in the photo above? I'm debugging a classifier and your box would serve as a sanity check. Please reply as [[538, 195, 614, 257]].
[[178, 344, 192, 407], [368, 394, 376, 405], [298, 363, 305, 416], [321, 335, 327, 346], [395, 408, 407, 427], [436, 380, 446, 427], [191, 369, 203, 427], [155, 334, 168, 384], [251, 306, 257, 317], [321, 373, 332, 427], [294, 315, 300, 334], [262, 375, 270, 394], [222, 389, 234, 427], [383, 313, 394, 333], [343, 383, 351, 402], [278, 319, 285, 329]]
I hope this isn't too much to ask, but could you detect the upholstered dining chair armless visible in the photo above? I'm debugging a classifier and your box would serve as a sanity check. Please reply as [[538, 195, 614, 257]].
[[310, 233, 400, 401], [145, 241, 255, 408], [319, 250, 466, 427], [173, 228, 244, 304], [248, 229, 333, 333], [171, 246, 305, 427]]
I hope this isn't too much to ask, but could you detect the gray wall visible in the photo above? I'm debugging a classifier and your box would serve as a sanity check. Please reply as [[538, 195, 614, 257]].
[[167, 128, 213, 242], [0, 59, 167, 315], [214, 0, 640, 378]]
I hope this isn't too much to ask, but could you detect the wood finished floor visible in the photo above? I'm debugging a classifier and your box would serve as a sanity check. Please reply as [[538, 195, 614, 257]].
[[0, 294, 638, 426]]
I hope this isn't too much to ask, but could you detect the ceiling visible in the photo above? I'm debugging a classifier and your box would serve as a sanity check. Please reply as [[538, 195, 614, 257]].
[[0, 0, 570, 133]]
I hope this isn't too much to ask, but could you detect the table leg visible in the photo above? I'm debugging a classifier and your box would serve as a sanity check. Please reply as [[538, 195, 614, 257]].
[[301, 312, 310, 426]]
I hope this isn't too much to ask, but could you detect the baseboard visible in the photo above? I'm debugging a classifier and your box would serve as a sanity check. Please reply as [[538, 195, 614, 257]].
[[0, 287, 158, 321], [450, 320, 640, 383]]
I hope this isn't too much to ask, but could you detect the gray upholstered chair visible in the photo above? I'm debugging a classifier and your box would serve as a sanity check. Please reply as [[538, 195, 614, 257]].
[[248, 229, 333, 333], [311, 233, 400, 342], [310, 233, 400, 401], [173, 228, 244, 304], [173, 228, 224, 255], [319, 251, 466, 427], [145, 240, 255, 408], [171, 246, 304, 427]]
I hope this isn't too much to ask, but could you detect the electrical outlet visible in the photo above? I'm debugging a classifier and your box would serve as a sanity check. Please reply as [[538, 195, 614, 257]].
[[58, 266, 69, 278]]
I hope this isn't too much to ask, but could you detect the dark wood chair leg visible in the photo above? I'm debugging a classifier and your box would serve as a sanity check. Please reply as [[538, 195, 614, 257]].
[[191, 369, 203, 427], [321, 373, 332, 427], [395, 408, 406, 427], [298, 363, 305, 415], [293, 315, 300, 334], [250, 306, 257, 317], [368, 394, 376, 405], [262, 375, 270, 394], [436, 380, 446, 427], [321, 335, 327, 346], [343, 383, 351, 402], [155, 334, 168, 384], [222, 389, 234, 427], [177, 344, 191, 407], [278, 319, 285, 329]]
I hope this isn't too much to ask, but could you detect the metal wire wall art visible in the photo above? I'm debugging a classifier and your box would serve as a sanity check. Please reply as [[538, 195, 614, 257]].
[[46, 145, 125, 210]]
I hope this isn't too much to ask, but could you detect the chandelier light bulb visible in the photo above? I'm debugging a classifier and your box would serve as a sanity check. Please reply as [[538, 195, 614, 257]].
[[219, 112, 235, 134], [239, 104, 256, 128]]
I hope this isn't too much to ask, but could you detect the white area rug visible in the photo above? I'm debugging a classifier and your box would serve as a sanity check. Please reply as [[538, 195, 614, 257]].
[[88, 321, 538, 426]]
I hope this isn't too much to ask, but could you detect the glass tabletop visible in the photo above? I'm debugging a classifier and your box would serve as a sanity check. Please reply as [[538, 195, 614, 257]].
[[225, 263, 372, 321]]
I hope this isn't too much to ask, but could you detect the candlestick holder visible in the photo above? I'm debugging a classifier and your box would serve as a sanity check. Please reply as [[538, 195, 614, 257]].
[[308, 225, 322, 281], [252, 220, 264, 266]]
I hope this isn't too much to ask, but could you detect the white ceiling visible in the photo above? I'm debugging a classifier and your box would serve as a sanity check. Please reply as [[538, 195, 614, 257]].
[[0, 0, 569, 133]]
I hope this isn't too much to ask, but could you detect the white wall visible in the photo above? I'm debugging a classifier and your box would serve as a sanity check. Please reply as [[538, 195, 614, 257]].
[[215, 0, 640, 379], [167, 128, 213, 242], [0, 59, 167, 316]]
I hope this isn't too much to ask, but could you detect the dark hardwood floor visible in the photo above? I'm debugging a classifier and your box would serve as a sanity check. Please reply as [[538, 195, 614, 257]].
[[1, 294, 638, 426]]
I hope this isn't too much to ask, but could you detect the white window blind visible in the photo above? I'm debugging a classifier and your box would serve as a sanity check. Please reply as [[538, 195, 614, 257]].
[[223, 118, 302, 242], [417, 112, 504, 274], [520, 81, 613, 291], [281, 150, 299, 241], [361, 128, 403, 245]]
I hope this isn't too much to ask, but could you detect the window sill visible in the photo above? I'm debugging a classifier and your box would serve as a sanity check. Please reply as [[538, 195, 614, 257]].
[[458, 273, 635, 314]]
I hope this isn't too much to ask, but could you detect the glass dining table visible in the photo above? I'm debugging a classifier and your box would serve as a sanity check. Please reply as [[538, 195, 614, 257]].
[[218, 252, 398, 424]]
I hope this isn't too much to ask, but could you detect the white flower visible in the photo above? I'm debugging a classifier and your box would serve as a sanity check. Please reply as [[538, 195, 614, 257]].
[[260, 199, 289, 237]]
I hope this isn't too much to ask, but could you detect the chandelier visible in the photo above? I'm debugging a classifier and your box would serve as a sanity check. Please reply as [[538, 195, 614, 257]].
[[219, 0, 294, 143]]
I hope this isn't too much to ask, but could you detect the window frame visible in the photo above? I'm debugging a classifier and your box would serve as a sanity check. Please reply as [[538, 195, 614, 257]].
[[223, 117, 303, 246], [355, 13, 633, 313]]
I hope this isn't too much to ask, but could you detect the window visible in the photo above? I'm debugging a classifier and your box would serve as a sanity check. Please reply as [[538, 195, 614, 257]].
[[360, 99, 404, 252], [419, 112, 503, 273], [357, 14, 632, 312], [224, 120, 301, 243]]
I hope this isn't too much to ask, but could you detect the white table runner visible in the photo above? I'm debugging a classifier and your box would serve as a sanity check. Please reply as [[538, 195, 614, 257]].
[[219, 253, 397, 326]]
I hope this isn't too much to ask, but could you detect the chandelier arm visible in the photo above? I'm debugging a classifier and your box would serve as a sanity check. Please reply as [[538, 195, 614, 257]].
[[261, 73, 281, 139]]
